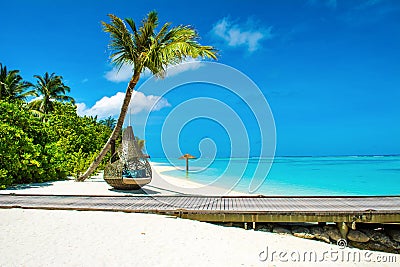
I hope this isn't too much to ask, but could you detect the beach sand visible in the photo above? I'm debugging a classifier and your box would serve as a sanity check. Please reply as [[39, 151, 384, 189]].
[[0, 163, 245, 196], [0, 164, 398, 266], [1, 209, 398, 267]]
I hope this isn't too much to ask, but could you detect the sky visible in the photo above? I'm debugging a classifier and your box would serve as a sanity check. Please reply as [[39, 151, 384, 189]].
[[1, 0, 400, 157]]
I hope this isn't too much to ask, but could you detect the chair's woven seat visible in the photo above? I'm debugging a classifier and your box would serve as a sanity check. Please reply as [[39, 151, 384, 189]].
[[104, 126, 152, 190]]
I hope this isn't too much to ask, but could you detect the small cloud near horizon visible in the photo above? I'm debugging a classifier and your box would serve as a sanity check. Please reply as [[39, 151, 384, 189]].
[[211, 17, 273, 53], [76, 91, 171, 119]]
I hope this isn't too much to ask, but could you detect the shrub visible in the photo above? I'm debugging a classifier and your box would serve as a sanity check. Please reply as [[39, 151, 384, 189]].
[[0, 101, 111, 188]]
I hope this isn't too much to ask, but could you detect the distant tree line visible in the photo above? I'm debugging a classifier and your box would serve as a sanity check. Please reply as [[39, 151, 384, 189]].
[[0, 63, 114, 188]]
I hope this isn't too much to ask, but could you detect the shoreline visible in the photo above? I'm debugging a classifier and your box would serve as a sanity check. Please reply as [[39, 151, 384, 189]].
[[0, 163, 245, 196], [150, 156, 400, 196], [150, 163, 248, 196], [0, 164, 399, 266]]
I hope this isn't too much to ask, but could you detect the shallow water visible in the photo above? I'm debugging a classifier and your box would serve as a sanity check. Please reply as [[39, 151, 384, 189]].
[[151, 156, 400, 196]]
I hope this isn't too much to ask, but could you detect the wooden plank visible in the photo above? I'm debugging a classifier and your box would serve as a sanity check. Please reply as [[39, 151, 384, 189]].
[[236, 197, 243, 210], [190, 196, 202, 210], [1, 195, 400, 224], [180, 195, 193, 209], [206, 197, 214, 210], [234, 197, 240, 211]]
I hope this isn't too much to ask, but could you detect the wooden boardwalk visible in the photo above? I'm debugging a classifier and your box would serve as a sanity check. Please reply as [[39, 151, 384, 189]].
[[1, 194, 400, 223]]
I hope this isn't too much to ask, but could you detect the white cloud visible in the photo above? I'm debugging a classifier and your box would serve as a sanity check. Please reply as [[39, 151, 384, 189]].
[[28, 96, 42, 103], [76, 91, 171, 119], [75, 102, 89, 115], [212, 17, 272, 52], [165, 58, 204, 77], [104, 58, 205, 83], [104, 64, 134, 83]]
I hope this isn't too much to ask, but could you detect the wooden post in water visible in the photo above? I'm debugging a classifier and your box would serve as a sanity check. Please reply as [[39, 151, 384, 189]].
[[179, 154, 196, 173]]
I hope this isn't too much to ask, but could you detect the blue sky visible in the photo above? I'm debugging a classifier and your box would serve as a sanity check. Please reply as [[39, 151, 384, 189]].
[[1, 0, 399, 157]]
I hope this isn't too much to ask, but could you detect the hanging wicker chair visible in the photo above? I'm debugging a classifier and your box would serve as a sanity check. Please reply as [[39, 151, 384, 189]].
[[104, 126, 152, 190]]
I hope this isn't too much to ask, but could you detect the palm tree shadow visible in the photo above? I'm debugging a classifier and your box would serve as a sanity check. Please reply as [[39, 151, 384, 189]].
[[6, 182, 54, 190]]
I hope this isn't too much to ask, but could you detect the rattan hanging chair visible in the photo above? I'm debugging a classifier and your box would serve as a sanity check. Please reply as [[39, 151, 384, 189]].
[[104, 126, 152, 190]]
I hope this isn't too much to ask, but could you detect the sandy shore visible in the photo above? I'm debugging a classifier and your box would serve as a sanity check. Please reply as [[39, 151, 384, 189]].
[[0, 209, 398, 267], [0, 164, 398, 266], [0, 163, 245, 196]]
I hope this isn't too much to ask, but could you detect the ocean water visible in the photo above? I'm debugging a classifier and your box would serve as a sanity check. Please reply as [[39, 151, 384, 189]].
[[151, 156, 400, 196]]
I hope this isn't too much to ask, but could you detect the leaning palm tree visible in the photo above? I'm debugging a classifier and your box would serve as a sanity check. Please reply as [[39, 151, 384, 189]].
[[78, 11, 217, 181], [29, 72, 75, 115], [0, 63, 35, 102]]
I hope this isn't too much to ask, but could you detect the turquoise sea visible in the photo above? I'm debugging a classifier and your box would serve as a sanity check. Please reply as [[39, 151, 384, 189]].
[[151, 156, 400, 196]]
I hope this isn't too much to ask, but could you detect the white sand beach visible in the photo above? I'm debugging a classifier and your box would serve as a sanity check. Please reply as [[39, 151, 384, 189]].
[[0, 164, 398, 266], [0, 163, 245, 196], [0, 209, 398, 267]]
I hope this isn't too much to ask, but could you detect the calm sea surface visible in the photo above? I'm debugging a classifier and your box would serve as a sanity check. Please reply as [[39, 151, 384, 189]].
[[151, 156, 400, 196]]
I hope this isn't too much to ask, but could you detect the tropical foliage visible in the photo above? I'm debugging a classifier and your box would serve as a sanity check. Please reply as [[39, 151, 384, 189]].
[[0, 64, 112, 189], [99, 116, 117, 130], [79, 11, 218, 180], [29, 72, 75, 115], [47, 102, 113, 177], [0, 100, 60, 187], [0, 63, 35, 102]]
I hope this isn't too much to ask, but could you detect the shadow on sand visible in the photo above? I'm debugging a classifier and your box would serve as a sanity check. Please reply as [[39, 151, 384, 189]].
[[109, 187, 161, 195], [110, 185, 186, 196], [6, 182, 54, 191]]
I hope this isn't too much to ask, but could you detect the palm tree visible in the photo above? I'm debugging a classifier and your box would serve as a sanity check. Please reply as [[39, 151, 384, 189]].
[[29, 72, 75, 115], [0, 63, 35, 102], [99, 116, 117, 130], [78, 11, 217, 181]]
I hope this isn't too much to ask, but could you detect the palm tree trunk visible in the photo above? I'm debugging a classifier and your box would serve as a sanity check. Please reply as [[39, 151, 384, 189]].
[[77, 73, 140, 181]]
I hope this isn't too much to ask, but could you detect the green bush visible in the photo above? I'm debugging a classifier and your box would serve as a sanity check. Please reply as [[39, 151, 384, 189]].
[[0, 101, 65, 187], [47, 102, 112, 178], [0, 101, 111, 188]]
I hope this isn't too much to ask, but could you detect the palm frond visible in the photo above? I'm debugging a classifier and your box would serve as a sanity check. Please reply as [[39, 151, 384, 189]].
[[155, 22, 172, 42], [0, 63, 35, 101], [102, 15, 136, 68], [29, 72, 74, 114], [137, 11, 158, 47], [143, 25, 217, 77], [102, 12, 218, 78]]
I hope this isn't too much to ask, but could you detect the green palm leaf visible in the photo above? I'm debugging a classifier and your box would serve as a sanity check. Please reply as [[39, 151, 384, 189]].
[[29, 72, 75, 114], [0, 63, 35, 102]]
